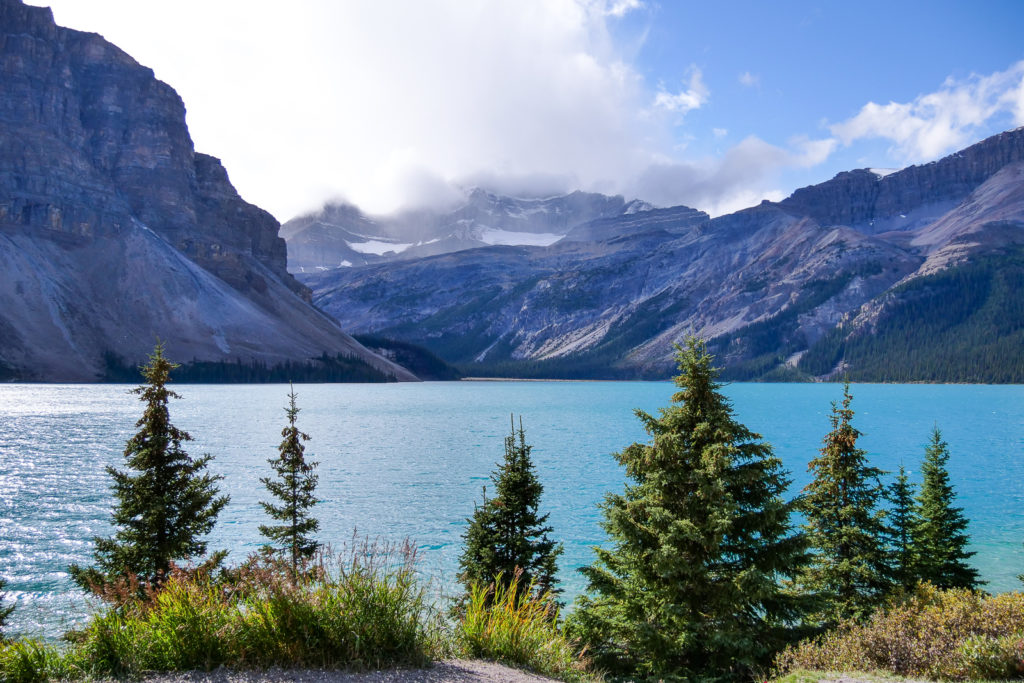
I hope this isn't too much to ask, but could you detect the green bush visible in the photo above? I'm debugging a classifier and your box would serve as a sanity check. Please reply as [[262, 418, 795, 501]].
[[775, 584, 1024, 680], [458, 575, 591, 681], [74, 542, 441, 677], [0, 639, 80, 683]]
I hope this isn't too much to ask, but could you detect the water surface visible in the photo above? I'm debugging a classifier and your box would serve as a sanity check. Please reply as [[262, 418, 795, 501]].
[[1, 381, 1021, 637]]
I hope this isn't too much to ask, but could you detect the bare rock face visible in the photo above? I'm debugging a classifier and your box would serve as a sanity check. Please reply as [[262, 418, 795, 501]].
[[781, 128, 1024, 231], [0, 0, 415, 381]]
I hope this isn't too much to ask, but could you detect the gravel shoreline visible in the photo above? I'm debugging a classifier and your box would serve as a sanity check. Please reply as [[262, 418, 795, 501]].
[[129, 660, 560, 682]]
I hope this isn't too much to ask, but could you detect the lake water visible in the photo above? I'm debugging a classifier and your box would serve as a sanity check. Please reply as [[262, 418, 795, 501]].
[[1, 381, 1022, 638]]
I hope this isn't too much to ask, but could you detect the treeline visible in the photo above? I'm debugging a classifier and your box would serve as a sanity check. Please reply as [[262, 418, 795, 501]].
[[799, 247, 1024, 383], [101, 350, 394, 383], [352, 335, 462, 381], [0, 339, 1009, 682]]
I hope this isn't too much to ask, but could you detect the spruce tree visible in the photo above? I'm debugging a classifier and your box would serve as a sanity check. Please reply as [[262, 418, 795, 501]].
[[259, 384, 320, 576], [69, 344, 229, 592], [911, 426, 980, 589], [567, 338, 810, 680], [886, 464, 919, 592], [800, 382, 891, 624], [458, 415, 562, 600], [0, 577, 13, 641]]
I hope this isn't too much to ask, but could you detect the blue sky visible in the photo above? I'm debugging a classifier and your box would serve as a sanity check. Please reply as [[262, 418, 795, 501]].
[[30, 0, 1024, 220]]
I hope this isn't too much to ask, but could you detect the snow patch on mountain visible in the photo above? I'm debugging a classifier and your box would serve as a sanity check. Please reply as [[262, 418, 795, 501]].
[[348, 240, 413, 255], [478, 228, 564, 246]]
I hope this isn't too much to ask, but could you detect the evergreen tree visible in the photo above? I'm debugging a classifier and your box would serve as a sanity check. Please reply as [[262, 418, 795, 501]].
[[458, 415, 562, 600], [0, 577, 13, 641], [259, 384, 320, 576], [886, 464, 919, 592], [911, 426, 981, 589], [800, 382, 891, 624], [69, 344, 229, 592], [567, 338, 810, 680]]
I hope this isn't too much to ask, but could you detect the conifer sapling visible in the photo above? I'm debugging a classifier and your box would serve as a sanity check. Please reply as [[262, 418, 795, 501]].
[[568, 337, 810, 680], [886, 464, 919, 592], [912, 426, 980, 589], [458, 415, 562, 601], [259, 384, 320, 577], [0, 577, 13, 641], [800, 382, 891, 624], [69, 343, 229, 593]]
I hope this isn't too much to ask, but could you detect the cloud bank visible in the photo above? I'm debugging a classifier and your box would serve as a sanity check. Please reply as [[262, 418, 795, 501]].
[[831, 60, 1024, 162], [31, 2, 1024, 221]]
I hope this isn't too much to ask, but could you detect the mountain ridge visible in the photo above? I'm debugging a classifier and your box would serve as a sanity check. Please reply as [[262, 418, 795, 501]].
[[304, 127, 1024, 382]]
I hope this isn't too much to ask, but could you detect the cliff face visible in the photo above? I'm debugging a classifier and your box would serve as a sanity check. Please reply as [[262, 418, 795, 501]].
[[0, 0, 416, 380], [780, 128, 1024, 231]]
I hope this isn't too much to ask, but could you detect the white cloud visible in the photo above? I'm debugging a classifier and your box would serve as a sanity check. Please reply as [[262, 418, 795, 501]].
[[713, 127, 728, 138], [653, 66, 709, 116], [790, 136, 838, 167], [628, 135, 822, 217], [739, 71, 759, 87], [35, 0, 663, 219], [603, 0, 644, 17], [831, 60, 1024, 162]]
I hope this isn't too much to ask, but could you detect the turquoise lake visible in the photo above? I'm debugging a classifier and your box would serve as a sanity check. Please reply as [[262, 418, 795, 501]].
[[1, 381, 1022, 638]]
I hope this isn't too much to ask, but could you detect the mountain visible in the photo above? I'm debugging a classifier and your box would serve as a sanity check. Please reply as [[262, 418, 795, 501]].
[[0, 0, 416, 381], [282, 188, 660, 272], [304, 128, 1024, 382]]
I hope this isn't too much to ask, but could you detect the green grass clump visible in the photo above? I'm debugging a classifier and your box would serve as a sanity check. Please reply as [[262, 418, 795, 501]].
[[71, 541, 441, 678], [775, 583, 1024, 681], [0, 639, 82, 683], [458, 576, 592, 681]]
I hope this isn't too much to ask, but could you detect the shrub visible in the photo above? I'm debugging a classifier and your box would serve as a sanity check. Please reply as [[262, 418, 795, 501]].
[[775, 584, 1024, 680], [74, 541, 441, 676], [459, 574, 590, 681], [0, 639, 80, 683]]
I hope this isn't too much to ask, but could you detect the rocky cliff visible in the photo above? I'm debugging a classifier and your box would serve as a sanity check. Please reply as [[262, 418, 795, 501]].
[[305, 128, 1024, 382], [0, 0, 416, 381]]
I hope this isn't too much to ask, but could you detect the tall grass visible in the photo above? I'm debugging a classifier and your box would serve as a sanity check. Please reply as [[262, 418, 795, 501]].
[[77, 540, 439, 677], [0, 541, 443, 681], [458, 575, 592, 681]]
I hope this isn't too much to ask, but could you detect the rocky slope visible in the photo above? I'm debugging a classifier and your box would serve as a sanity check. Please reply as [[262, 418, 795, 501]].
[[306, 128, 1024, 381], [282, 189, 660, 272], [0, 0, 415, 381]]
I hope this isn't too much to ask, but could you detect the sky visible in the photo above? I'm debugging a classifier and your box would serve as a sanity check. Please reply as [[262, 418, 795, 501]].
[[27, 0, 1024, 221]]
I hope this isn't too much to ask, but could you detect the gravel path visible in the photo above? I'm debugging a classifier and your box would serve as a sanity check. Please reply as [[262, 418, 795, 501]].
[[132, 660, 561, 682]]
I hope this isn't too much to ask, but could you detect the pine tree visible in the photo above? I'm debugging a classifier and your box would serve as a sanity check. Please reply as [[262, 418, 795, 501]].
[[0, 577, 13, 641], [800, 382, 891, 624], [259, 384, 320, 576], [69, 344, 229, 592], [886, 464, 919, 592], [911, 426, 981, 589], [458, 415, 562, 600], [567, 338, 810, 680]]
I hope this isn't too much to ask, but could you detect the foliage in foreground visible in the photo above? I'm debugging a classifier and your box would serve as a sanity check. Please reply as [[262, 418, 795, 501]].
[[70, 344, 229, 594], [0, 577, 13, 641], [775, 584, 1024, 681], [459, 416, 562, 601], [912, 427, 981, 590], [0, 638, 81, 683], [260, 384, 320, 576], [459, 575, 590, 681], [569, 337, 811, 680], [1, 544, 441, 681], [800, 382, 891, 625]]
